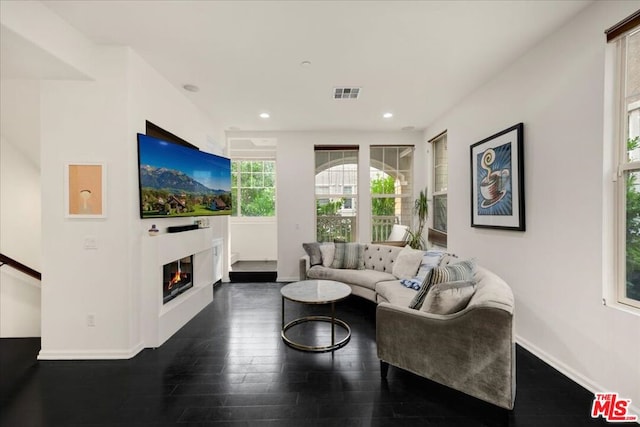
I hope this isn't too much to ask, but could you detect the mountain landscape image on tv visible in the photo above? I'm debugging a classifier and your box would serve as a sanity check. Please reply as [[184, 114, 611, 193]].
[[137, 133, 231, 218]]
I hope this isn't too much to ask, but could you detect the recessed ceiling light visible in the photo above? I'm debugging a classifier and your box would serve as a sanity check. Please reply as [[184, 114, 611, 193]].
[[383, 112, 393, 119], [183, 84, 199, 92], [402, 126, 415, 131], [300, 60, 312, 68], [259, 112, 270, 119]]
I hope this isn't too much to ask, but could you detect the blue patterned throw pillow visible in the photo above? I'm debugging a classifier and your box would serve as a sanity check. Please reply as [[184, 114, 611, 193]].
[[408, 259, 476, 310], [400, 250, 447, 290], [400, 278, 422, 290]]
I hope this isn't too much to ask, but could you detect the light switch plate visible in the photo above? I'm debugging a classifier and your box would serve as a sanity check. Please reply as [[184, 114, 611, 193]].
[[84, 237, 98, 249]]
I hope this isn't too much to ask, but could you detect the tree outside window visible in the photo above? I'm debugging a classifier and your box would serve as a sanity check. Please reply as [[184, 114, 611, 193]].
[[315, 149, 358, 242], [370, 146, 413, 242], [231, 160, 276, 217], [624, 136, 640, 303], [615, 26, 640, 308]]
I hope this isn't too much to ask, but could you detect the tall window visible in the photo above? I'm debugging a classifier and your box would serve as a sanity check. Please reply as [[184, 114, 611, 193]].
[[370, 146, 414, 242], [231, 160, 276, 217], [432, 132, 448, 234], [315, 148, 358, 242], [611, 19, 640, 308]]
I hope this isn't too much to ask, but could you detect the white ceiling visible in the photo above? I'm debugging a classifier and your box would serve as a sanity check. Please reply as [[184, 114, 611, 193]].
[[37, 1, 592, 132], [0, 26, 89, 81]]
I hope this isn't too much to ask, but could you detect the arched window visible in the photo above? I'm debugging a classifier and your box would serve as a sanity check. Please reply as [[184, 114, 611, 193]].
[[314, 148, 358, 242], [370, 146, 414, 242]]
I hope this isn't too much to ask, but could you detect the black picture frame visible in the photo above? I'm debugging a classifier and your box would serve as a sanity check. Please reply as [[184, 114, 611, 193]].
[[470, 123, 525, 231]]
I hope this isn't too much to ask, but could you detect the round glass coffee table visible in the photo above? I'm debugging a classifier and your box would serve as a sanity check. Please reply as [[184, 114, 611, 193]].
[[280, 280, 352, 352]]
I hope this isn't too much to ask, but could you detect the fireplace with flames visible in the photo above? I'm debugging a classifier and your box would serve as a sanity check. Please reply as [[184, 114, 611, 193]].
[[162, 255, 194, 304]]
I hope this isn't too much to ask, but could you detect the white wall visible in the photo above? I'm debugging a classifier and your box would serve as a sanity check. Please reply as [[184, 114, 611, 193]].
[[425, 0, 640, 412], [0, 0, 93, 80], [36, 46, 226, 359], [230, 219, 277, 261], [1, 95, 42, 336], [126, 49, 229, 346], [236, 130, 425, 281], [39, 47, 135, 358], [0, 80, 41, 167], [0, 1, 225, 357]]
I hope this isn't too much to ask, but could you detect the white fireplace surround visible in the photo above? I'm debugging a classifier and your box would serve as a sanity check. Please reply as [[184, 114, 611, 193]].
[[142, 227, 221, 348]]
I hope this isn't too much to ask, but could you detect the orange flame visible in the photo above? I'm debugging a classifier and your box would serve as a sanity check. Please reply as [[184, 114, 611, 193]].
[[168, 266, 181, 290]]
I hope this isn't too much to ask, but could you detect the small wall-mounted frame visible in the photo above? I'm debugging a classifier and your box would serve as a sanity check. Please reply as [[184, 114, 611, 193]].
[[65, 162, 107, 218], [470, 123, 525, 231]]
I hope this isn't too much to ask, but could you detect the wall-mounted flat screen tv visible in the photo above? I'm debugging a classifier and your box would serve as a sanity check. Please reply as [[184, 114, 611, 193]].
[[137, 133, 231, 218]]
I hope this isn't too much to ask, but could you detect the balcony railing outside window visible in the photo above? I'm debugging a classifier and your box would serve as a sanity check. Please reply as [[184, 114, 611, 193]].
[[371, 215, 397, 242], [316, 216, 356, 242]]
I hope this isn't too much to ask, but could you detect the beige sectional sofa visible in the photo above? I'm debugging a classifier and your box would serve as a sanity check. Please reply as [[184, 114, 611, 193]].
[[300, 243, 404, 302], [299, 243, 516, 410]]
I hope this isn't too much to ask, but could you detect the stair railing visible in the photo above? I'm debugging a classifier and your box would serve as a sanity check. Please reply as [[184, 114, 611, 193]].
[[0, 253, 41, 281]]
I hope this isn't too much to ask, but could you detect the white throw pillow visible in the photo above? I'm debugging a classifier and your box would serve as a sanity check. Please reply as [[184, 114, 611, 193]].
[[392, 246, 424, 280], [420, 280, 476, 315], [319, 243, 335, 268]]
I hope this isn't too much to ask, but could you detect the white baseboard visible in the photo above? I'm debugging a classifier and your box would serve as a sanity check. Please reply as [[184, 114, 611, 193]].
[[230, 252, 240, 265], [37, 341, 145, 360], [276, 276, 297, 282], [516, 335, 639, 420]]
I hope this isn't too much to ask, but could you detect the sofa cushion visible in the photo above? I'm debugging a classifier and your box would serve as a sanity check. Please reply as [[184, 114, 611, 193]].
[[364, 244, 404, 273], [439, 252, 458, 266], [409, 259, 476, 310], [319, 243, 335, 267], [307, 265, 395, 290], [400, 249, 447, 289], [331, 242, 345, 268], [376, 280, 417, 306], [467, 266, 514, 312], [392, 246, 424, 280], [430, 259, 475, 284], [344, 243, 365, 269], [331, 242, 365, 269], [420, 280, 476, 315], [302, 242, 323, 266]]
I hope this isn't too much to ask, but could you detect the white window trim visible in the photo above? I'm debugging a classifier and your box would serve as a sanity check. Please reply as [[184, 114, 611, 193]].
[[615, 131, 640, 309], [314, 150, 359, 242], [431, 133, 448, 234], [605, 28, 640, 315], [231, 159, 276, 218]]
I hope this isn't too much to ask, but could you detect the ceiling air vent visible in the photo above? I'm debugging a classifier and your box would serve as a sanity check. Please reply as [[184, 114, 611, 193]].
[[333, 87, 361, 99]]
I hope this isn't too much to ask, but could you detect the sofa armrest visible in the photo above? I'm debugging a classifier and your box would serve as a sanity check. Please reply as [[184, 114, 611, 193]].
[[376, 302, 515, 409], [299, 255, 310, 280]]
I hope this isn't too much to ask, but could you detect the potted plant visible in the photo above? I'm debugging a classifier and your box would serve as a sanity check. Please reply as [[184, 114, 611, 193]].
[[406, 187, 429, 249]]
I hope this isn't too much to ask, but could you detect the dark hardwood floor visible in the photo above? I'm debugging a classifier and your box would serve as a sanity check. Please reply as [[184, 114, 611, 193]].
[[1, 282, 609, 426]]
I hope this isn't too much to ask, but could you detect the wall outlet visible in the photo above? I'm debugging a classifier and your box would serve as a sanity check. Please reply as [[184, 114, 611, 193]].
[[87, 313, 96, 327]]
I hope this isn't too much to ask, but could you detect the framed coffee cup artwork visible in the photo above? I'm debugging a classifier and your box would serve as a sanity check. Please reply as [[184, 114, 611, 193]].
[[470, 123, 525, 231]]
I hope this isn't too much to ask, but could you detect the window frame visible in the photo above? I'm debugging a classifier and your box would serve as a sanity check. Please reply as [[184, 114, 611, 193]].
[[430, 132, 448, 239], [612, 24, 640, 310], [314, 148, 359, 242], [231, 159, 276, 218], [369, 146, 414, 242]]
